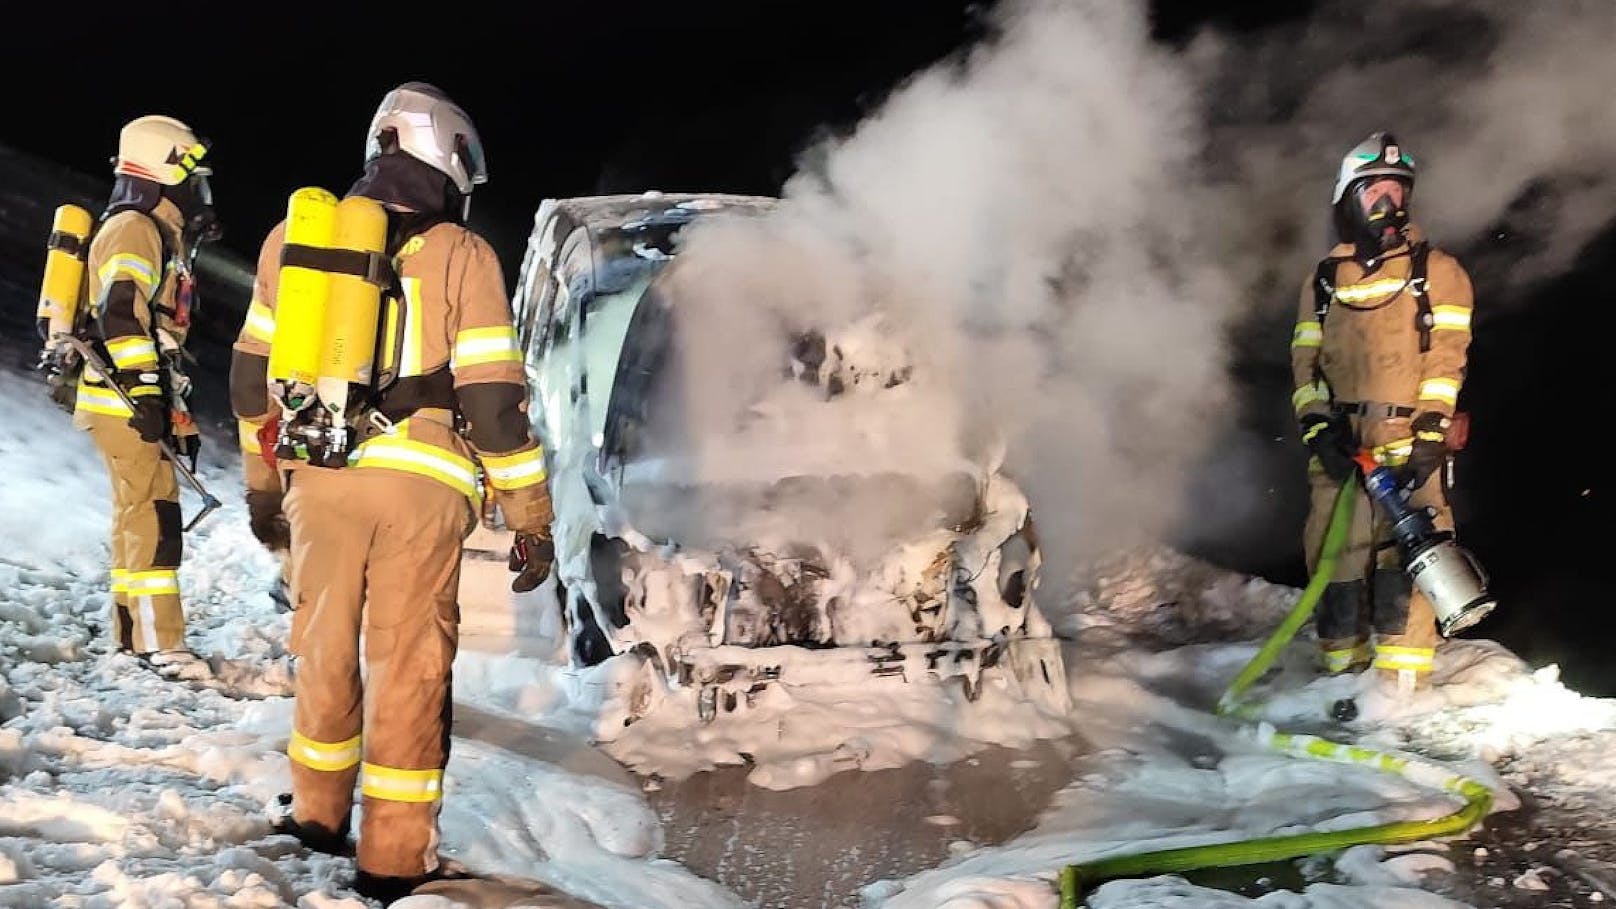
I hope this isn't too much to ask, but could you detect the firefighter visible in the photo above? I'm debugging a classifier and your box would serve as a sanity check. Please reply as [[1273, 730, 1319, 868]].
[[229, 82, 555, 903], [76, 115, 220, 680], [1291, 131, 1475, 694]]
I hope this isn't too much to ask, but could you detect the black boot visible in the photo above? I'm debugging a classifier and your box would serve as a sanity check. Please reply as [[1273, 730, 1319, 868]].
[[355, 863, 473, 906], [354, 871, 422, 906], [269, 793, 352, 856]]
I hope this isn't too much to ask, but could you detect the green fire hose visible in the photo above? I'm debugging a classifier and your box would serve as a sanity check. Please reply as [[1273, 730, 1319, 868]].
[[1057, 479, 1494, 907]]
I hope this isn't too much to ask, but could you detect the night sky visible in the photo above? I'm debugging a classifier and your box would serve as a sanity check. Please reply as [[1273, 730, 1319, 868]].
[[2, 0, 1604, 693], [1, 1, 1309, 267]]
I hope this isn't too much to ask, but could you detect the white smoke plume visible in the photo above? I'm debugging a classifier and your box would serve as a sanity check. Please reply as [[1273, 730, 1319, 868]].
[[1196, 0, 1616, 295], [635, 0, 1616, 590]]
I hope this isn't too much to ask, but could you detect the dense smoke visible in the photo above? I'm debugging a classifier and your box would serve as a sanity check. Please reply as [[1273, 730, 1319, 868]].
[[1195, 0, 1616, 294], [639, 0, 1616, 587]]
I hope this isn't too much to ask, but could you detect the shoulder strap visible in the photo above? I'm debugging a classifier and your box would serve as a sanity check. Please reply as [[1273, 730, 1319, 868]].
[[366, 211, 438, 397], [81, 208, 173, 342], [1409, 241, 1433, 353], [100, 206, 174, 302], [1313, 256, 1339, 326]]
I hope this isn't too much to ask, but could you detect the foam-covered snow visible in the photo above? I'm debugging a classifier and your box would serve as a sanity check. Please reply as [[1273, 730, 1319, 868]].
[[0, 368, 740, 909], [6, 364, 1616, 908]]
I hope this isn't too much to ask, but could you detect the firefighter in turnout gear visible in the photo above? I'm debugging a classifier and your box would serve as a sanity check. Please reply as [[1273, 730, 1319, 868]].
[[75, 115, 220, 680], [1291, 131, 1475, 693], [229, 83, 555, 904]]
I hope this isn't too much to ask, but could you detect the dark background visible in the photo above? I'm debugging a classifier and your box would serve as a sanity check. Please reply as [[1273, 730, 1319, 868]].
[[0, 0, 1604, 693], [0, 1, 1316, 274]]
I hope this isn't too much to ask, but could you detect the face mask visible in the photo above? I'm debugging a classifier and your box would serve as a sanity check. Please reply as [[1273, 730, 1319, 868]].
[[189, 179, 223, 245], [164, 175, 223, 245], [186, 209, 224, 246], [1353, 179, 1409, 251]]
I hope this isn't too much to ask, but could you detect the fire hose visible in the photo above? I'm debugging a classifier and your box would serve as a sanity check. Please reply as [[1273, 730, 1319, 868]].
[[1057, 478, 1494, 906]]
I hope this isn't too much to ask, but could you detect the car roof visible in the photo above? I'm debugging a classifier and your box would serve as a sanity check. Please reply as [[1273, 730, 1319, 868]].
[[548, 192, 778, 236]]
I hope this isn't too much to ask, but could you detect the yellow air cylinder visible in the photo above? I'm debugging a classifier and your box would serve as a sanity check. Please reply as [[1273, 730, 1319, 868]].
[[319, 195, 387, 386], [268, 187, 339, 390], [38, 204, 94, 337]]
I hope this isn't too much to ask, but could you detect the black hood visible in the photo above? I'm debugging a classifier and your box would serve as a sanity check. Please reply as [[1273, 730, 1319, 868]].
[[104, 174, 163, 217], [348, 152, 465, 223]]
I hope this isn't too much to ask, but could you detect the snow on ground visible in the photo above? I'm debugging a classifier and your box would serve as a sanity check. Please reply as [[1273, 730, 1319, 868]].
[[453, 631, 1073, 792], [5, 359, 1616, 909], [857, 554, 1616, 909], [0, 368, 740, 909]]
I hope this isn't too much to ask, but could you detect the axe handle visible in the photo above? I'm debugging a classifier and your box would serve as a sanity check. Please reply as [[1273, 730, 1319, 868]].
[[57, 334, 221, 531]]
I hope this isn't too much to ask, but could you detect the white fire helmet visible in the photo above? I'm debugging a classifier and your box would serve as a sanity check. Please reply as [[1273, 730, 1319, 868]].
[[364, 82, 488, 196], [1332, 131, 1416, 204]]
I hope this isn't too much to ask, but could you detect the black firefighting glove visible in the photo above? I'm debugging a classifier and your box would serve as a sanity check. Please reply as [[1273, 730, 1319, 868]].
[[1300, 413, 1358, 483], [246, 489, 291, 553], [42, 348, 77, 412], [509, 532, 555, 593], [117, 370, 167, 443], [1399, 412, 1450, 489], [128, 397, 167, 443]]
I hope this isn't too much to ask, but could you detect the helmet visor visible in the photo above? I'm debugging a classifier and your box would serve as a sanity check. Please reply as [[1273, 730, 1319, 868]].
[[456, 132, 488, 187]]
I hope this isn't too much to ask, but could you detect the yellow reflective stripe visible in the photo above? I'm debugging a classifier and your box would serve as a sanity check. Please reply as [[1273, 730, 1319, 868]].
[[379, 297, 400, 376], [106, 337, 158, 369], [1372, 645, 1434, 672], [400, 278, 425, 376], [124, 569, 179, 596], [1430, 305, 1471, 332], [481, 446, 547, 490], [76, 384, 133, 416], [239, 420, 263, 455], [360, 763, 443, 803], [1291, 321, 1323, 348], [1419, 377, 1460, 406], [127, 384, 161, 398], [1372, 437, 1414, 465], [110, 568, 129, 593], [1300, 421, 1327, 444], [452, 325, 521, 369], [244, 299, 276, 343], [289, 731, 362, 773], [351, 437, 479, 500], [98, 253, 157, 292], [1415, 428, 1445, 443], [1333, 277, 1407, 303], [1323, 644, 1371, 673], [1292, 381, 1327, 413], [178, 142, 209, 177]]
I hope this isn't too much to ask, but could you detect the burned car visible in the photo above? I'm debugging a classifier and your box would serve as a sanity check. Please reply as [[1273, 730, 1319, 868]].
[[459, 192, 1064, 726]]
